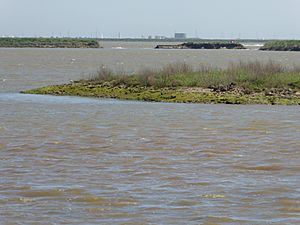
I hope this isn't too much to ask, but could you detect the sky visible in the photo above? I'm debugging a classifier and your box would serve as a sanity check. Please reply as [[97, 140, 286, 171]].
[[1, 0, 299, 39]]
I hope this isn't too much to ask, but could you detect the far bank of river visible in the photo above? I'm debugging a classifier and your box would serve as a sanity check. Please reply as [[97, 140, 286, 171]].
[[0, 37, 100, 48]]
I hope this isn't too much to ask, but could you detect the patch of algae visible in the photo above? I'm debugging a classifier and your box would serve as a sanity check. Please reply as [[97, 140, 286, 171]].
[[22, 83, 300, 105]]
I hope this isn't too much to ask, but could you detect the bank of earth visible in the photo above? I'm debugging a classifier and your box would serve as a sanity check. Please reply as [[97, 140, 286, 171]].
[[22, 82, 300, 105]]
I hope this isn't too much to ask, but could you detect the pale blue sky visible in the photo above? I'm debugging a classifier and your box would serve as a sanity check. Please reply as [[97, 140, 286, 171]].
[[1, 0, 299, 39]]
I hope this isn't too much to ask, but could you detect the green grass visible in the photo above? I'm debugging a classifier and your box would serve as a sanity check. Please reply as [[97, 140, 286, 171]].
[[87, 61, 300, 92], [0, 37, 100, 48], [260, 40, 300, 51]]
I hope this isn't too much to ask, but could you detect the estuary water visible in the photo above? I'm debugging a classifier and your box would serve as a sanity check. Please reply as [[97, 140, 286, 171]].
[[1, 43, 300, 224]]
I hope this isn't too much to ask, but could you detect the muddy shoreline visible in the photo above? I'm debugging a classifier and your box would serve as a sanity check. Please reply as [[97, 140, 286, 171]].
[[22, 82, 300, 105]]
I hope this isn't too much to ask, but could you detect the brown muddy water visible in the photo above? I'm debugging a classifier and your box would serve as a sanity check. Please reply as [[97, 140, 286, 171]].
[[1, 43, 300, 224]]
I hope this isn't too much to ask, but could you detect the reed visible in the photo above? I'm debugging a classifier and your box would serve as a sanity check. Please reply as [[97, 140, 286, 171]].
[[86, 61, 300, 92]]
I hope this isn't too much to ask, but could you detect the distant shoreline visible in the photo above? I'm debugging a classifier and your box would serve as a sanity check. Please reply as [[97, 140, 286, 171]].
[[2, 37, 300, 51], [155, 42, 246, 50], [0, 37, 100, 48], [260, 40, 300, 51], [2, 38, 300, 52], [97, 38, 267, 44]]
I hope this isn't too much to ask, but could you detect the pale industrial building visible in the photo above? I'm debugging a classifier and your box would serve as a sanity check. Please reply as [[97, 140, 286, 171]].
[[174, 33, 187, 39]]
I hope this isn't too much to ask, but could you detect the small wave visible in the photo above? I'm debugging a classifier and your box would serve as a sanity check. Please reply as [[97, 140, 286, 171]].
[[171, 199, 198, 206], [19, 189, 64, 198], [112, 47, 126, 50], [243, 44, 264, 47], [202, 194, 226, 199], [71, 195, 138, 207], [234, 164, 282, 171]]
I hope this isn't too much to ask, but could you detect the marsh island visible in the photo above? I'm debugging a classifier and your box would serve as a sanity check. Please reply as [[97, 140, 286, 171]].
[[155, 42, 246, 50], [260, 40, 300, 51], [22, 61, 300, 105], [0, 37, 100, 48]]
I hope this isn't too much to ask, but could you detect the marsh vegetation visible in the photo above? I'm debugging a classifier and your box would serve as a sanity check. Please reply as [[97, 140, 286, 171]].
[[260, 40, 300, 51], [155, 42, 245, 49], [0, 37, 100, 48]]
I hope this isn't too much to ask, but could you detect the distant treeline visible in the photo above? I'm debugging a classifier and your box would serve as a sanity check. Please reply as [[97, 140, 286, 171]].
[[97, 38, 267, 44], [155, 41, 300, 51], [0, 37, 100, 48], [260, 40, 300, 51], [155, 42, 245, 49]]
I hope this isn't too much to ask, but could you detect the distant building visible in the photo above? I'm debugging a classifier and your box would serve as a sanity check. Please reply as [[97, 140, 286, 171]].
[[174, 33, 187, 39], [155, 36, 167, 39]]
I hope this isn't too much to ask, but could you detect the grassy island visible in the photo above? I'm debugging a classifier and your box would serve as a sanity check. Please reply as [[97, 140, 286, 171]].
[[0, 37, 100, 48], [155, 42, 245, 49], [260, 40, 300, 51], [22, 62, 300, 105]]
